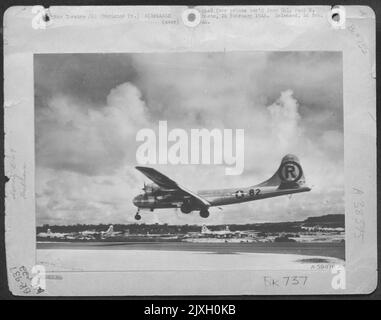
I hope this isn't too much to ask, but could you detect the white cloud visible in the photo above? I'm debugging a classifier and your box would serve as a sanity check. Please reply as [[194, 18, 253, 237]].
[[268, 90, 302, 148], [36, 82, 149, 176]]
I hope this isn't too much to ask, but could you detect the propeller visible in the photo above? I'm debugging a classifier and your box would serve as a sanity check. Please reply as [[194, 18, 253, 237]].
[[142, 182, 149, 200]]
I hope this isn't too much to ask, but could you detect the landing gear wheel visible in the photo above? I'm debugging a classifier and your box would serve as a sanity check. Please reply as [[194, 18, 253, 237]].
[[181, 203, 192, 214], [199, 209, 210, 218], [135, 211, 141, 220]]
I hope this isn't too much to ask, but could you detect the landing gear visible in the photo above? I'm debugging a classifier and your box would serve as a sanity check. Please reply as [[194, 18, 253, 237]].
[[199, 209, 210, 218], [181, 202, 192, 214], [135, 209, 141, 221]]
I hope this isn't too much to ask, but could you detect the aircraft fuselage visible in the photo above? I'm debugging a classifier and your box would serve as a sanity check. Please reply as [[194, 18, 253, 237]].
[[133, 185, 311, 210]]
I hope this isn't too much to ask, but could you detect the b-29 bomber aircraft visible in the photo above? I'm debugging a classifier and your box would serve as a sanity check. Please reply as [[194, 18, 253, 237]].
[[133, 154, 311, 220]]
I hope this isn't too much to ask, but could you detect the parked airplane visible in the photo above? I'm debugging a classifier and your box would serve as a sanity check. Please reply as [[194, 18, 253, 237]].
[[201, 225, 234, 236], [101, 225, 122, 239], [37, 228, 67, 239], [133, 154, 311, 220]]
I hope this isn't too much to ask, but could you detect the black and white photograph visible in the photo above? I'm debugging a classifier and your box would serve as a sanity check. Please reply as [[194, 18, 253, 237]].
[[34, 51, 345, 272], [2, 5, 377, 297]]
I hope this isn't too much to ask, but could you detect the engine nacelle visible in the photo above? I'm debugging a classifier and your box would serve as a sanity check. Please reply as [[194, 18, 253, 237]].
[[142, 183, 160, 195]]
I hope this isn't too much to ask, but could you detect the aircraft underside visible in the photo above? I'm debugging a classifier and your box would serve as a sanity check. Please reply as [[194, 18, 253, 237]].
[[133, 154, 311, 220], [133, 186, 311, 220]]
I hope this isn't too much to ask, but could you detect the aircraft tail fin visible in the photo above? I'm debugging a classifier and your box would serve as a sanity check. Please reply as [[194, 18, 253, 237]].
[[105, 225, 114, 234], [201, 225, 210, 234], [257, 154, 308, 190]]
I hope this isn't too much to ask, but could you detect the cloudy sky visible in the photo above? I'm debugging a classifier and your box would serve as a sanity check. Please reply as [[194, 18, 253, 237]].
[[35, 52, 343, 226]]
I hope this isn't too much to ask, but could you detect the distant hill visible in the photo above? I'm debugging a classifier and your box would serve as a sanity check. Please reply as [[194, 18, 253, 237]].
[[302, 214, 344, 228]]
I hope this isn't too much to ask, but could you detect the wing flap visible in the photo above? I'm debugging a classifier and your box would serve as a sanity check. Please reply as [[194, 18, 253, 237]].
[[177, 184, 211, 207]]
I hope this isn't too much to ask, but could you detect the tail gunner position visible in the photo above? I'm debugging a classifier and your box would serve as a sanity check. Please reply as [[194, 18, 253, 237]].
[[133, 154, 311, 220]]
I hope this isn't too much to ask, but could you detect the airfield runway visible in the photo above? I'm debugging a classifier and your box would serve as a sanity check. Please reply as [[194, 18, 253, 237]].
[[37, 242, 345, 272], [37, 241, 345, 259]]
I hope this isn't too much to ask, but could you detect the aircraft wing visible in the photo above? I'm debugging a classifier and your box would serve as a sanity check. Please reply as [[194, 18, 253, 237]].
[[135, 166, 210, 207]]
